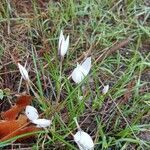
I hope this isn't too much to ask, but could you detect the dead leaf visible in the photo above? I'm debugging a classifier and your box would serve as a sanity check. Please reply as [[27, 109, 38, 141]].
[[0, 95, 42, 142], [16, 95, 32, 107], [1, 95, 32, 120], [16, 126, 41, 142], [1, 125, 41, 142], [0, 115, 28, 139]]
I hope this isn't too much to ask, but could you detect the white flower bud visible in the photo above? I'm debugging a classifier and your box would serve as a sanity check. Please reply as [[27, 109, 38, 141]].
[[58, 30, 69, 57], [18, 63, 30, 82], [74, 130, 94, 150], [102, 85, 109, 94], [73, 117, 94, 150], [71, 57, 91, 84]]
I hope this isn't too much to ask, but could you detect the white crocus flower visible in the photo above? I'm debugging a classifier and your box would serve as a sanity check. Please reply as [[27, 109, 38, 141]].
[[18, 63, 30, 82], [73, 117, 94, 150], [102, 85, 109, 94], [74, 131, 94, 150], [71, 57, 91, 84], [25, 105, 51, 128], [58, 30, 69, 57]]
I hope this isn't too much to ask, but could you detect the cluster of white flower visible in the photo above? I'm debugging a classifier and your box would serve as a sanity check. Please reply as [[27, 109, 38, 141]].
[[25, 105, 51, 128], [18, 30, 92, 84], [17, 30, 111, 149]]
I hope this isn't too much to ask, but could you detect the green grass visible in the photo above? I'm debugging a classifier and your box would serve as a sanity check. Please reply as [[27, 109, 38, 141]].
[[0, 0, 150, 149]]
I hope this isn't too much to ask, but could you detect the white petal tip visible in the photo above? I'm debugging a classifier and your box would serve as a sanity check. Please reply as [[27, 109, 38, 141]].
[[81, 57, 91, 75]]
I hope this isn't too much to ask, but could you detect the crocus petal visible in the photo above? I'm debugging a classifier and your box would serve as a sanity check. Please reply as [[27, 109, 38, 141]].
[[58, 30, 64, 50], [65, 35, 69, 51], [25, 105, 39, 121], [102, 85, 109, 94], [81, 57, 91, 75], [71, 57, 91, 84], [60, 35, 69, 57], [18, 63, 30, 82], [74, 130, 94, 150], [58, 30, 69, 57], [77, 65, 88, 77], [71, 65, 85, 84], [32, 119, 51, 128]]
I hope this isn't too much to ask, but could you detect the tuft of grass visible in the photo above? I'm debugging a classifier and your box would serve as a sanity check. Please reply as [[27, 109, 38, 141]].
[[0, 0, 150, 149]]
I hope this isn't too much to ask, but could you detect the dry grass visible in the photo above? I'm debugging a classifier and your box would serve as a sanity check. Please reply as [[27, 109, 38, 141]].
[[0, 0, 150, 149]]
